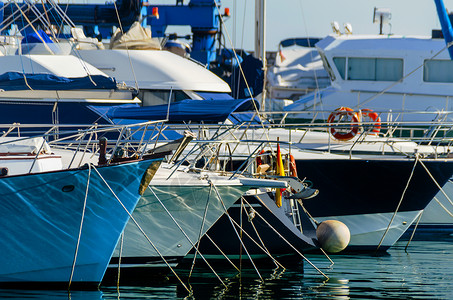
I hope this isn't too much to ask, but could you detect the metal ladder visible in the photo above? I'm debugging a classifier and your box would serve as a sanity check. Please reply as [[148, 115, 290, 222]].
[[289, 198, 303, 233]]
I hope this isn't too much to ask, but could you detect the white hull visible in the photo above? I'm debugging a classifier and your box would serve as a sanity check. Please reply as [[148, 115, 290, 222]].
[[110, 164, 286, 271], [419, 179, 453, 228], [316, 210, 422, 250]]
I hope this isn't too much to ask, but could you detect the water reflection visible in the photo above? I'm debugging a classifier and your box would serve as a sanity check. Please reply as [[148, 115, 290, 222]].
[[0, 289, 102, 300], [2, 240, 453, 299]]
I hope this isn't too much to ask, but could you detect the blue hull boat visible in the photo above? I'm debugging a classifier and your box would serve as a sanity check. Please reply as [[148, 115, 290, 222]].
[[0, 157, 161, 289]]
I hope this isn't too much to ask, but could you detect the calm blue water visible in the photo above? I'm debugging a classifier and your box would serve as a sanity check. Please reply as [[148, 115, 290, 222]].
[[2, 237, 453, 299]]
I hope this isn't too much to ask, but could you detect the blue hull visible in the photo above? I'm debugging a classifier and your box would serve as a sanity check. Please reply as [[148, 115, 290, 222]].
[[0, 158, 159, 289]]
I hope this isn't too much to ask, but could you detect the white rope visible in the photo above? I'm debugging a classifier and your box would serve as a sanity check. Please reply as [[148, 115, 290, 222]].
[[204, 233, 240, 271], [91, 164, 192, 294], [189, 184, 212, 278], [148, 186, 227, 288], [246, 196, 329, 279], [241, 199, 280, 269], [418, 159, 453, 214], [210, 181, 264, 281], [296, 200, 334, 266], [68, 163, 91, 290], [376, 154, 420, 252], [433, 197, 453, 218], [219, 200, 286, 269], [116, 232, 124, 289], [404, 210, 423, 252]]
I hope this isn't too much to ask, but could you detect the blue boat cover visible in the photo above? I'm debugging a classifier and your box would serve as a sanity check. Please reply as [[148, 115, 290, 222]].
[[0, 72, 117, 91], [21, 30, 54, 44], [90, 98, 260, 123]]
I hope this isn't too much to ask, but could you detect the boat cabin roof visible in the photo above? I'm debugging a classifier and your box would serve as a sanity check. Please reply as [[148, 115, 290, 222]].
[[316, 34, 448, 57]]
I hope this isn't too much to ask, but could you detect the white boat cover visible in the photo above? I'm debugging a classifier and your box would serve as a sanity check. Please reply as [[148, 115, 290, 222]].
[[0, 137, 52, 155], [109, 21, 161, 50]]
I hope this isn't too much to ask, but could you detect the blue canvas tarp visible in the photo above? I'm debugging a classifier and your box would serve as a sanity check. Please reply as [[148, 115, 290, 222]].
[[0, 72, 117, 91], [90, 98, 260, 123], [21, 30, 54, 44]]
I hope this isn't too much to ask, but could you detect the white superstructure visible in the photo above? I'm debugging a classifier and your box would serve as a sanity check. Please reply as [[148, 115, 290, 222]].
[[286, 34, 453, 122]]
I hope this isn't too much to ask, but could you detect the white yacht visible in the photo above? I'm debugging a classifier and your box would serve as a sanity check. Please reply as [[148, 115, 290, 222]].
[[281, 32, 453, 235], [286, 34, 453, 122], [266, 38, 330, 106]]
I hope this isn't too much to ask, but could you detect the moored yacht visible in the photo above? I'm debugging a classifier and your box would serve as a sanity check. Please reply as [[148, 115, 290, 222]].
[[194, 122, 453, 252], [285, 34, 453, 122]]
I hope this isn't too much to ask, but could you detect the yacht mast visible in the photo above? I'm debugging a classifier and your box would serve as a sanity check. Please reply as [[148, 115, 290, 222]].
[[255, 0, 266, 109]]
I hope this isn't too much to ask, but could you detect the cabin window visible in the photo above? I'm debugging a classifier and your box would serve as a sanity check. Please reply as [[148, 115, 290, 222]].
[[347, 58, 403, 81], [423, 60, 453, 83], [319, 52, 336, 81], [138, 90, 190, 107], [333, 57, 346, 79]]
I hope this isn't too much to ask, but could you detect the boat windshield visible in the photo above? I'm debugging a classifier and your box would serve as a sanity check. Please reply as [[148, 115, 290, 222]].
[[138, 89, 190, 106]]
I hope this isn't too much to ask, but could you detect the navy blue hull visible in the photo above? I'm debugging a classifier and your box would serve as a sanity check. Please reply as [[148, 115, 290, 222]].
[[0, 102, 110, 128], [295, 159, 453, 217], [187, 194, 317, 264]]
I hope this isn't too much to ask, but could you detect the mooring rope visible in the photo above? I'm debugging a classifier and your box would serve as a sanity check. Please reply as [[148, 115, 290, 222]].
[[116, 232, 124, 289], [404, 210, 423, 252], [91, 165, 191, 294], [241, 197, 280, 269], [68, 163, 91, 290], [204, 233, 240, 272], [418, 159, 453, 214], [376, 154, 420, 252], [148, 187, 227, 288], [245, 196, 329, 279], [209, 181, 264, 281], [189, 184, 212, 278], [433, 197, 453, 218], [215, 197, 286, 270]]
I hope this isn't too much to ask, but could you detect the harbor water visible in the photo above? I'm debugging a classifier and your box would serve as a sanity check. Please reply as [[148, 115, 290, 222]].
[[2, 237, 453, 299]]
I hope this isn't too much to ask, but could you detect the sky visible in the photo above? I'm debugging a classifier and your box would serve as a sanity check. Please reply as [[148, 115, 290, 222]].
[[154, 0, 453, 51]]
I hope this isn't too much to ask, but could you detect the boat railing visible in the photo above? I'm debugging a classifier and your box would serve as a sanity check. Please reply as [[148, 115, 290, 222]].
[[0, 120, 168, 172], [148, 112, 453, 173]]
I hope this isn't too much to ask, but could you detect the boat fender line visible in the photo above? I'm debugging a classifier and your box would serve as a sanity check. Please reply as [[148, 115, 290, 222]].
[[327, 107, 359, 141], [360, 108, 381, 135]]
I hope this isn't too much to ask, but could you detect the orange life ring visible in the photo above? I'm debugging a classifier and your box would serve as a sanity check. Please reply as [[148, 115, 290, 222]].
[[289, 154, 298, 177], [360, 108, 381, 135], [327, 107, 359, 141]]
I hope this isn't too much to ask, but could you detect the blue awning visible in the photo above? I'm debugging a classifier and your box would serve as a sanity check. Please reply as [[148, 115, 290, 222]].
[[21, 30, 53, 44], [0, 72, 117, 91]]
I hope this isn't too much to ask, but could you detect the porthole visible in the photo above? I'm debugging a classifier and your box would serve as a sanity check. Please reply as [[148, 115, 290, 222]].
[[62, 185, 75, 192]]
